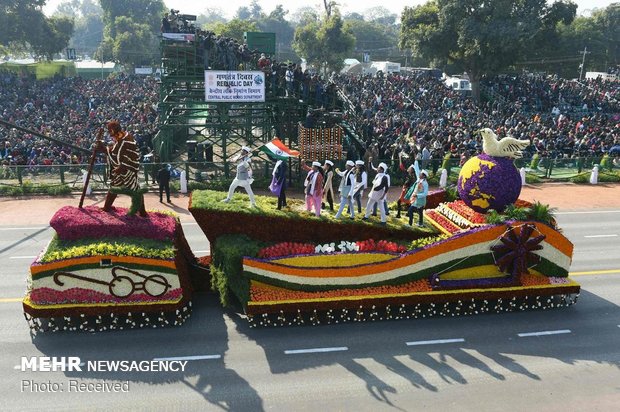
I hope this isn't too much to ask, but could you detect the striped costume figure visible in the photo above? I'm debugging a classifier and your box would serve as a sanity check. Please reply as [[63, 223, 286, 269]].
[[107, 133, 140, 191], [98, 121, 147, 217]]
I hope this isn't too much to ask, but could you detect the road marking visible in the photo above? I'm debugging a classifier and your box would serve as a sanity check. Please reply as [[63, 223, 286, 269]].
[[153, 355, 221, 361], [0, 227, 49, 231], [518, 329, 571, 337], [0, 298, 22, 303], [9, 256, 37, 259], [284, 346, 348, 355], [406, 338, 465, 346], [584, 234, 618, 238], [193, 250, 210, 254], [569, 269, 620, 276], [555, 210, 620, 215]]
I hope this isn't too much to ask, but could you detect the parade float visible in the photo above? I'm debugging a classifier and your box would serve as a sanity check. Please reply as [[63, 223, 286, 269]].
[[23, 206, 195, 332], [190, 129, 579, 327]]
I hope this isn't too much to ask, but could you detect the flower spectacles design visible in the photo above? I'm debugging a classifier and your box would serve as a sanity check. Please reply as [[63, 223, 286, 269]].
[[54, 266, 172, 298]]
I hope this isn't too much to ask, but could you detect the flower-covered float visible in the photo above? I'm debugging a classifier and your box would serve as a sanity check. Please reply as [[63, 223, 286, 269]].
[[23, 206, 195, 333], [190, 182, 578, 327]]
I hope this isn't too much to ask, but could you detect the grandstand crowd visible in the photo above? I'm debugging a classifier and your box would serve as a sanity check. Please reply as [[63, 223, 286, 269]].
[[0, 72, 158, 167], [337, 72, 619, 172], [0, 68, 618, 171]]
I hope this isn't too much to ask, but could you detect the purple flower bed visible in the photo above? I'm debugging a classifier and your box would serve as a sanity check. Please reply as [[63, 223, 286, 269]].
[[50, 206, 177, 242]]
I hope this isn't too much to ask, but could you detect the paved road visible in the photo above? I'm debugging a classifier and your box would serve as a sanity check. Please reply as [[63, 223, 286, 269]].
[[1, 210, 619, 411]]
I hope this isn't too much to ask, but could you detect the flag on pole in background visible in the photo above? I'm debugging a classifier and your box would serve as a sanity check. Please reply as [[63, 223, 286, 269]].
[[259, 138, 300, 160]]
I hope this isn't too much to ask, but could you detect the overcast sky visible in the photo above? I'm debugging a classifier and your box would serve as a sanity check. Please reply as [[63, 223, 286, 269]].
[[43, 0, 616, 18]]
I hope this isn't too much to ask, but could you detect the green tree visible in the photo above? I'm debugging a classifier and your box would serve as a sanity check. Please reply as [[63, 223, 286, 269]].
[[345, 18, 398, 62], [98, 0, 164, 66], [196, 7, 227, 28], [400, 0, 577, 102], [257, 5, 295, 60], [293, 10, 355, 73], [208, 19, 258, 42], [30, 16, 75, 60]]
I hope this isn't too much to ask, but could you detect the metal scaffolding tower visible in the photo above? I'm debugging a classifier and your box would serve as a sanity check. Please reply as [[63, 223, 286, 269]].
[[154, 36, 307, 176]]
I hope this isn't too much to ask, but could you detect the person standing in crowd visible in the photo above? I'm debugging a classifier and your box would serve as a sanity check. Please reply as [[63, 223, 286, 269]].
[[351, 160, 367, 214], [157, 163, 172, 203], [222, 146, 256, 207], [369, 157, 390, 217], [269, 157, 288, 210], [334, 160, 356, 219], [406, 160, 429, 227], [396, 153, 417, 218], [96, 120, 147, 217], [322, 160, 335, 212], [363, 162, 389, 225], [301, 160, 324, 217]]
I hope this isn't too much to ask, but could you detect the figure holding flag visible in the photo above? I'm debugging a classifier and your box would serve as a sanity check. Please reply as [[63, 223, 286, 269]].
[[261, 137, 300, 210]]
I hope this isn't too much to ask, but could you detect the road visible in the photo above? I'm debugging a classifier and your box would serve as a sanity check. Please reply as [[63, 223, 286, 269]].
[[0, 210, 619, 411]]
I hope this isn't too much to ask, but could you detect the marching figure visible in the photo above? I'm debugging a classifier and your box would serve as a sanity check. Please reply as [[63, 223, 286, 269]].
[[405, 160, 429, 227], [334, 160, 356, 219], [96, 120, 147, 217], [222, 146, 256, 207], [369, 158, 390, 217], [301, 159, 324, 217], [351, 160, 367, 214], [363, 162, 390, 225], [322, 160, 335, 212], [269, 157, 288, 210], [396, 152, 417, 218]]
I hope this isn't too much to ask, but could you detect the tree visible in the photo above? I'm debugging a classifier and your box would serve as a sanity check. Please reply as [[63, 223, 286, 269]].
[[363, 6, 397, 26], [208, 19, 258, 42], [0, 0, 53, 46], [98, 0, 165, 66], [290, 6, 320, 26], [345, 17, 398, 62], [30, 16, 75, 60], [257, 5, 296, 60], [196, 7, 227, 28], [293, 10, 354, 74], [400, 0, 578, 102]]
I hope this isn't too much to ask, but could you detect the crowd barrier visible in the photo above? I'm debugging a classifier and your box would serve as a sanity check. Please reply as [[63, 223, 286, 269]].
[[0, 156, 618, 195]]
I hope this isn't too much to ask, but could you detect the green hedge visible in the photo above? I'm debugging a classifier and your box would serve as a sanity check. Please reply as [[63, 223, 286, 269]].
[[0, 183, 72, 196], [210, 234, 264, 308]]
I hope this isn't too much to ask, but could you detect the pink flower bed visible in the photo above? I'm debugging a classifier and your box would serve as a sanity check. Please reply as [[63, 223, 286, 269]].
[[50, 206, 177, 241], [30, 287, 183, 304]]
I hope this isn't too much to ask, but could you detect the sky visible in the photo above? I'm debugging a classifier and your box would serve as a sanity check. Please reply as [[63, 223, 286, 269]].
[[43, 0, 617, 19]]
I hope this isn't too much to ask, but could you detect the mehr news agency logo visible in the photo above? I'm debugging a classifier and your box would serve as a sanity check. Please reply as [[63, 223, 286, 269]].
[[18, 356, 188, 393]]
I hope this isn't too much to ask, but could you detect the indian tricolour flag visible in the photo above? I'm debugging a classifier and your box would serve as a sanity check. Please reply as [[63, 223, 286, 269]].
[[259, 138, 300, 160]]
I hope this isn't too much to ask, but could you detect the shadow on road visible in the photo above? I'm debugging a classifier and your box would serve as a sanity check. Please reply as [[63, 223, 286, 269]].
[[31, 296, 264, 411]]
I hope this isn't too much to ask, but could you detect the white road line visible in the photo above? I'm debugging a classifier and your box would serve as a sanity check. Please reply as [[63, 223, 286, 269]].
[[518, 329, 571, 337], [284, 346, 348, 355], [406, 338, 465, 346], [153, 355, 221, 361], [0, 227, 49, 231], [584, 234, 618, 238], [193, 250, 210, 254], [9, 256, 37, 259], [555, 210, 620, 215]]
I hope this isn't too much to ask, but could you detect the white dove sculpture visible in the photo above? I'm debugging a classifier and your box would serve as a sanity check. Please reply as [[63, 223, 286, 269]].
[[478, 128, 530, 159]]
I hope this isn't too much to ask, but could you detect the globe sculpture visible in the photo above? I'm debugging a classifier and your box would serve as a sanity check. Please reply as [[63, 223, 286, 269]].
[[457, 128, 529, 213], [457, 154, 521, 213]]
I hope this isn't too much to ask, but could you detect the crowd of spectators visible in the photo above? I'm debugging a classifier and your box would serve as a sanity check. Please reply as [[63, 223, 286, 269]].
[[335, 71, 620, 172], [0, 72, 159, 168]]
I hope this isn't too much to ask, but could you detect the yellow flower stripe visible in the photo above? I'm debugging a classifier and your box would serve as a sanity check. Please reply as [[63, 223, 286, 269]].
[[31, 255, 176, 276], [22, 294, 183, 309], [440, 264, 507, 280], [273, 253, 396, 268], [245, 225, 507, 279], [247, 279, 580, 306]]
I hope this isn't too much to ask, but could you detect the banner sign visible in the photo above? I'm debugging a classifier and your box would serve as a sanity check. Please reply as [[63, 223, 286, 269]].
[[204, 71, 265, 102], [162, 33, 195, 42], [135, 67, 153, 75]]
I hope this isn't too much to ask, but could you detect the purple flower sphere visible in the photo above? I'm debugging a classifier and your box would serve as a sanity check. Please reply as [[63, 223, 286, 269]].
[[457, 154, 521, 213]]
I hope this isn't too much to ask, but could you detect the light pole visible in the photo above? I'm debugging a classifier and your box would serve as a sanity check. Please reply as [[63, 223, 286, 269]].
[[578, 46, 590, 81]]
